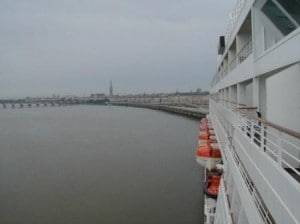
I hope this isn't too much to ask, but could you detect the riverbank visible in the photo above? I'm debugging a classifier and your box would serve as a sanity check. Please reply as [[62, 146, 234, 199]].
[[111, 102, 208, 119]]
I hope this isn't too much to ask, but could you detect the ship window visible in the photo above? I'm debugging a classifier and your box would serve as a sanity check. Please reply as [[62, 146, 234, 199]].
[[262, 0, 298, 35], [276, 0, 300, 25]]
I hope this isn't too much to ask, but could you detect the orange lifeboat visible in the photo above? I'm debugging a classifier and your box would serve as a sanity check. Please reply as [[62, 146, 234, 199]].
[[211, 149, 222, 158], [196, 144, 210, 157], [204, 176, 221, 199], [198, 139, 211, 146], [211, 143, 221, 158], [199, 131, 210, 140], [200, 118, 215, 131], [196, 143, 222, 170], [196, 117, 222, 170], [200, 124, 208, 130]]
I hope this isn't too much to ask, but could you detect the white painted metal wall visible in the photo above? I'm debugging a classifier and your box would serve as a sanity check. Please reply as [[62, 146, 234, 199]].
[[265, 63, 300, 132], [210, 99, 300, 224]]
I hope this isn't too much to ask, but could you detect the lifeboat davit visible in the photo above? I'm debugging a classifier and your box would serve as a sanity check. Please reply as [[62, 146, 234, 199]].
[[204, 176, 221, 199], [196, 143, 222, 170]]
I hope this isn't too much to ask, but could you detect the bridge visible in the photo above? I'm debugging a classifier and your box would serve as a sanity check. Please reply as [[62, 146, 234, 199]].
[[1, 100, 80, 109]]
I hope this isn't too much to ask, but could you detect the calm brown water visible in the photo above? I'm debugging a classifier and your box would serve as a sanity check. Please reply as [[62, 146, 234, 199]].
[[0, 105, 204, 224]]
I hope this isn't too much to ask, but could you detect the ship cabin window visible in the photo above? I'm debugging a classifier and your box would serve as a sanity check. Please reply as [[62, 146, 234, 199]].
[[276, 0, 300, 25], [262, 0, 299, 36]]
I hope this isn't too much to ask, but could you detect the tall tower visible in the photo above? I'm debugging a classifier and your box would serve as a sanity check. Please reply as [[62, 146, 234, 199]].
[[109, 80, 113, 96]]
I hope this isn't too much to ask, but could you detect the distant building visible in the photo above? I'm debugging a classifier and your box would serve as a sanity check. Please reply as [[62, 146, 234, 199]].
[[109, 81, 113, 96], [90, 93, 105, 100], [110, 91, 209, 105]]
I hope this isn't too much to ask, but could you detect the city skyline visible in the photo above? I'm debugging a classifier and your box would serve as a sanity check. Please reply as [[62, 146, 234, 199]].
[[1, 85, 209, 100]]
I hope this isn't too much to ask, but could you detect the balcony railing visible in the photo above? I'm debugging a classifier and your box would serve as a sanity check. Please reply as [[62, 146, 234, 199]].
[[210, 99, 300, 181], [229, 56, 237, 71], [210, 100, 290, 224], [214, 178, 233, 224], [211, 38, 253, 87], [225, 0, 247, 44], [237, 38, 253, 63], [237, 112, 300, 178]]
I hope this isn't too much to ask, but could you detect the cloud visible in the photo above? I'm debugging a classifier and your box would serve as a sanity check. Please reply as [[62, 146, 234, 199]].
[[0, 0, 235, 98]]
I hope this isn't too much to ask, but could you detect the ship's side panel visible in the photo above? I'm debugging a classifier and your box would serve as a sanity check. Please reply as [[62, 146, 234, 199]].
[[210, 110, 265, 224], [207, 0, 300, 223], [232, 126, 300, 223], [263, 64, 300, 132]]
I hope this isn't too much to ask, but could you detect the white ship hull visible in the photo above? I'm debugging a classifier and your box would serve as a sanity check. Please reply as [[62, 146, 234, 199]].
[[196, 157, 222, 171], [199, 1, 300, 223]]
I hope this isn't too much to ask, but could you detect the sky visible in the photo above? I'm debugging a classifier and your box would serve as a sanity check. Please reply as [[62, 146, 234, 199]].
[[0, 0, 236, 98]]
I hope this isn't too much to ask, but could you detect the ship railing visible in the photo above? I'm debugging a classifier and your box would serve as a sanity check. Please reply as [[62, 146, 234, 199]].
[[221, 65, 229, 79], [229, 56, 237, 71], [210, 100, 276, 224], [217, 99, 243, 111], [237, 111, 300, 179], [211, 64, 229, 87], [210, 73, 217, 87], [231, 143, 274, 224], [210, 37, 252, 88], [211, 99, 300, 182], [204, 195, 216, 224], [214, 178, 233, 224], [225, 0, 246, 44], [237, 38, 253, 64]]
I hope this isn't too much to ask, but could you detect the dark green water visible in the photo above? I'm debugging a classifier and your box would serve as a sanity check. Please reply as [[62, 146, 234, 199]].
[[0, 105, 203, 224]]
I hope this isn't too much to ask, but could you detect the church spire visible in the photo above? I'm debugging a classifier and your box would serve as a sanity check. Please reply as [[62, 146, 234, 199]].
[[109, 80, 113, 96]]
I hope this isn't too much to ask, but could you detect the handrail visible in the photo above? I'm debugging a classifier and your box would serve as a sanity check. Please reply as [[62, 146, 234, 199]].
[[225, 0, 246, 44], [214, 99, 300, 139], [214, 98, 300, 139], [237, 106, 258, 110], [217, 99, 246, 107], [238, 110, 300, 139], [210, 99, 300, 223], [229, 56, 237, 71], [237, 38, 253, 63]]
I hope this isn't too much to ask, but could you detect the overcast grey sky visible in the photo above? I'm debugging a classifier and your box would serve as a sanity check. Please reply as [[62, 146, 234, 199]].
[[0, 0, 235, 98]]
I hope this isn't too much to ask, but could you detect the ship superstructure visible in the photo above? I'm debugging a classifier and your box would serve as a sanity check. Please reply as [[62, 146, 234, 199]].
[[197, 1, 300, 223]]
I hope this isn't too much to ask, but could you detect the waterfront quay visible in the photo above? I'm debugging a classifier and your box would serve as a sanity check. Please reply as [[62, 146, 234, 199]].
[[111, 102, 208, 119]]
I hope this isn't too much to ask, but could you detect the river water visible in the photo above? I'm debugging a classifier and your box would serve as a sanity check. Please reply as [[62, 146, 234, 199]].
[[0, 105, 204, 224]]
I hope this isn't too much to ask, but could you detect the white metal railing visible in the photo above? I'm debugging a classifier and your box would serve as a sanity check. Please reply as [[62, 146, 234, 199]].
[[211, 64, 229, 87], [229, 56, 237, 71], [230, 140, 274, 224], [211, 38, 252, 87], [219, 65, 229, 80], [237, 113, 300, 176], [210, 100, 275, 224], [204, 196, 216, 224], [237, 38, 253, 63], [225, 0, 247, 44], [210, 99, 300, 181], [210, 0, 248, 88], [214, 178, 233, 224]]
